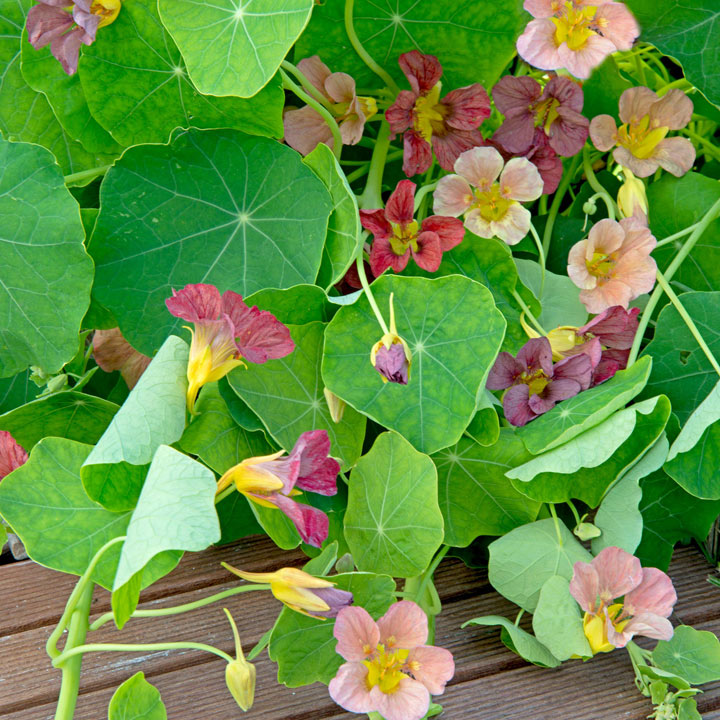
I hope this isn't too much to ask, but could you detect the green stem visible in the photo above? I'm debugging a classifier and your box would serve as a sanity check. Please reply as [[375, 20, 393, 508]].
[[511, 288, 547, 336], [655, 222, 700, 247], [281, 60, 333, 111], [626, 640, 652, 695], [413, 180, 438, 215], [54, 583, 93, 720], [582, 146, 616, 220], [585, 190, 615, 220], [64, 165, 111, 186], [356, 251, 389, 334], [566, 499, 582, 527], [514, 609, 525, 627], [53, 642, 234, 668], [548, 504, 564, 546], [89, 584, 270, 631], [542, 154, 581, 256], [414, 545, 449, 605], [681, 127, 720, 160], [215, 485, 235, 504], [280, 69, 343, 160], [528, 221, 546, 297], [344, 0, 400, 94], [358, 120, 391, 209]]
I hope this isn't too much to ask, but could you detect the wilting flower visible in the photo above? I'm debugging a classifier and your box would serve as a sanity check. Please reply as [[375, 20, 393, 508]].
[[27, 0, 121, 75], [216, 430, 339, 547], [0, 432, 27, 480], [93, 328, 151, 389], [224, 565, 353, 619], [284, 56, 377, 155], [386, 51, 490, 176], [569, 546, 676, 653], [166, 283, 293, 413], [617, 169, 649, 225], [517, 0, 639, 80], [433, 146, 543, 245], [223, 609, 255, 711], [492, 75, 589, 157], [371, 293, 412, 385], [486, 337, 592, 426], [568, 218, 657, 313], [328, 601, 454, 720], [360, 180, 465, 276], [590, 87, 696, 178]]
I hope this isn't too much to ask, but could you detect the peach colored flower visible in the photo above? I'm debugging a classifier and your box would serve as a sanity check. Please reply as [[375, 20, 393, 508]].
[[517, 0, 639, 80], [283, 56, 377, 155], [328, 601, 454, 720], [433, 146, 543, 245], [567, 218, 657, 313], [590, 87, 696, 178]]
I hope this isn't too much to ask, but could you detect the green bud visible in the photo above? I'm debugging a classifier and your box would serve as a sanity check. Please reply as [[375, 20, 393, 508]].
[[574, 522, 601, 541], [223, 608, 255, 711]]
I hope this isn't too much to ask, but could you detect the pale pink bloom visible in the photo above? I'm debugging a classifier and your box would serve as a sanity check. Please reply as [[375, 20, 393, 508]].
[[328, 601, 454, 720], [567, 217, 657, 313], [590, 87, 696, 178], [0, 432, 28, 480], [433, 146, 543, 245], [516, 0, 639, 80], [283, 56, 377, 155]]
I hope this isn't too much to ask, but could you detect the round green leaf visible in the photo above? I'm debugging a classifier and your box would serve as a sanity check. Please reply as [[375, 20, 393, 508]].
[[109, 672, 167, 720], [245, 284, 335, 325], [0, 137, 94, 377], [344, 431, 444, 577], [80, 0, 283, 146], [323, 274, 506, 455], [0, 370, 41, 413], [90, 128, 332, 355], [158, 0, 314, 97], [653, 626, 720, 685]]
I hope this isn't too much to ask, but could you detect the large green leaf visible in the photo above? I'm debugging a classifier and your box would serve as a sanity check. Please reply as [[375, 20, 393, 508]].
[[581, 56, 632, 120], [268, 571, 395, 687], [653, 626, 720, 685], [0, 369, 40, 413], [0, 438, 180, 590], [79, 0, 283, 147], [488, 518, 592, 612], [114, 445, 220, 589], [228, 322, 366, 468], [517, 356, 652, 454], [303, 143, 362, 289], [431, 431, 540, 547], [81, 336, 189, 512], [323, 274, 506, 455], [0, 391, 118, 450], [108, 672, 167, 720], [296, 0, 525, 92], [245, 284, 335, 325], [641, 292, 720, 423], [0, 137, 94, 377], [344, 431, 444, 577], [90, 128, 332, 355], [159, 0, 313, 98], [627, 0, 720, 105]]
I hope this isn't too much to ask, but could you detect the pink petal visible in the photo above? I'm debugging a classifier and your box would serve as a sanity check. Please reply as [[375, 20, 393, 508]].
[[490, 203, 532, 245], [557, 34, 616, 80], [568, 239, 596, 290], [580, 281, 633, 313], [377, 601, 428, 650], [624, 567, 677, 618], [502, 384, 537, 426], [360, 209, 393, 239], [550, 106, 589, 156], [591, 357, 620, 385], [374, 344, 410, 384], [371, 678, 431, 720], [569, 561, 600, 612], [324, 71, 356, 104], [528, 377, 582, 413], [369, 236, 409, 276], [166, 283, 221, 323], [50, 27, 89, 75], [334, 606, 380, 661], [593, 2, 639, 51], [339, 112, 366, 146], [612, 146, 659, 178], [432, 175, 474, 217], [421, 216, 465, 251], [619, 613, 674, 642], [525, 132, 563, 193], [398, 51, 442, 95], [431, 128, 485, 173], [618, 218, 656, 254], [406, 645, 455, 695], [412, 231, 443, 272], [591, 546, 643, 602], [386, 91, 416, 135], [649, 89, 693, 130], [403, 131, 433, 177], [27, 4, 73, 49], [93, 328, 150, 390], [612, 251, 657, 299], [486, 351, 526, 390], [492, 115, 536, 155], [499, 157, 544, 201], [328, 662, 375, 713], [653, 137, 696, 177], [618, 87, 658, 125], [589, 218, 626, 254], [516, 19, 563, 72], [297, 56, 331, 96], [492, 75, 541, 118], [283, 105, 333, 156], [271, 494, 329, 548], [578, 306, 640, 349], [72, 6, 100, 40], [0, 431, 28, 480], [290, 430, 339, 496], [385, 180, 416, 226], [553, 353, 593, 391], [255, 454, 300, 495], [544, 76, 584, 113], [441, 84, 491, 131], [463, 208, 493, 238], [523, 0, 559, 17], [454, 146, 503, 191], [517, 337, 553, 375]]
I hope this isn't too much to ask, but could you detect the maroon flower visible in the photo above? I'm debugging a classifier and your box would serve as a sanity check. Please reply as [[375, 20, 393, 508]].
[[374, 343, 410, 385], [386, 51, 491, 176], [360, 180, 465, 276], [487, 337, 592, 426], [0, 432, 27, 480], [492, 76, 589, 157]]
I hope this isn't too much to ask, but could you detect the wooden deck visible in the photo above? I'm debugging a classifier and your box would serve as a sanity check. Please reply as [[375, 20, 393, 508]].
[[2, 537, 720, 720]]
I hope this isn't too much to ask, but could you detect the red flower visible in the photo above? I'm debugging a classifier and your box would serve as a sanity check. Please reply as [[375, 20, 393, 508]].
[[386, 51, 490, 177], [0, 432, 27, 480], [360, 180, 465, 276]]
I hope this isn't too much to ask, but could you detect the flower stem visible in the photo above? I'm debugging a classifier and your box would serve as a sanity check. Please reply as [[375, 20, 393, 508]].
[[356, 251, 389, 335], [655, 221, 700, 248], [215, 484, 235, 504], [53, 642, 234, 668], [528, 221, 546, 296], [566, 499, 582, 527], [413, 545, 449, 606], [681, 127, 720, 160], [281, 60, 333, 111], [358, 119, 391, 209], [280, 69, 343, 160], [344, 0, 400, 95], [511, 288, 547, 336], [542, 153, 581, 257], [64, 165, 111, 186], [548, 503, 564, 546], [582, 146, 617, 220], [89, 584, 270, 631], [413, 180, 438, 217]]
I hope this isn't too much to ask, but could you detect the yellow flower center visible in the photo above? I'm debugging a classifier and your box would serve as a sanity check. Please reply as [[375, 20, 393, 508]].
[[582, 603, 630, 655], [91, 0, 121, 27], [363, 644, 410, 695], [332, 96, 378, 123], [551, 3, 597, 51], [520, 369, 549, 397], [388, 219, 419, 256], [473, 183, 515, 223], [585, 251, 617, 280], [534, 96, 561, 134], [413, 83, 446, 142], [616, 114, 669, 159]]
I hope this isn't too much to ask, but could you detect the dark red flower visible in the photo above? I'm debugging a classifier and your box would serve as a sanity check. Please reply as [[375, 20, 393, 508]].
[[386, 51, 490, 176]]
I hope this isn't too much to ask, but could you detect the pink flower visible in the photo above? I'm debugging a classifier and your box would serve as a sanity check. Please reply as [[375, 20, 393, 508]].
[[433, 146, 543, 245], [386, 51, 491, 176], [166, 283, 294, 412], [360, 180, 465, 276], [283, 56, 377, 156], [569, 546, 676, 653], [486, 337, 592, 426], [567, 218, 657, 313], [370, 293, 412, 386], [492, 75, 589, 157], [93, 328, 151, 390], [0, 432, 28, 480], [328, 601, 454, 720], [216, 430, 340, 548], [590, 87, 696, 178], [517, 0, 639, 80]]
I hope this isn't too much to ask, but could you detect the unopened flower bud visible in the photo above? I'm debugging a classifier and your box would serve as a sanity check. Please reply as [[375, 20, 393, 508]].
[[323, 387, 346, 423], [574, 522, 601, 541], [582, 199, 597, 215], [370, 293, 412, 385], [335, 553, 355, 574], [617, 169, 649, 225], [223, 609, 255, 711]]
